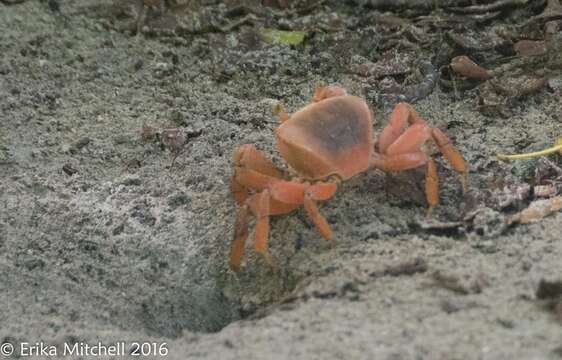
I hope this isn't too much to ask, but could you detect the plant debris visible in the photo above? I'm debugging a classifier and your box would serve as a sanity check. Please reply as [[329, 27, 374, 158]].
[[450, 55, 492, 80], [430, 270, 490, 295], [446, 0, 529, 14], [443, 1, 562, 114], [370, 258, 428, 278], [534, 158, 562, 198], [261, 28, 306, 45], [508, 196, 562, 224], [498, 136, 562, 161], [140, 125, 201, 167], [440, 298, 484, 314], [497, 138, 562, 201]]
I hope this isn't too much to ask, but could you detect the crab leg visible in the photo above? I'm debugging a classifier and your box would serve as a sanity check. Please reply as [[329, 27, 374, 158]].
[[303, 196, 332, 240], [234, 144, 284, 178], [251, 190, 279, 267], [385, 123, 431, 156], [268, 181, 337, 240], [233, 173, 302, 219], [378, 102, 427, 154], [230, 177, 249, 205], [370, 152, 429, 172], [231, 144, 285, 204], [308, 182, 338, 200], [229, 189, 278, 271], [252, 190, 271, 254], [234, 167, 277, 190], [229, 204, 250, 271], [303, 183, 337, 240], [425, 159, 439, 214], [431, 128, 468, 193]]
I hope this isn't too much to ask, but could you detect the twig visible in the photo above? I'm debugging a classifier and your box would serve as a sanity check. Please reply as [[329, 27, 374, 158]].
[[497, 143, 562, 160], [217, 14, 258, 33], [521, 0, 562, 27], [446, 0, 529, 14], [360, 0, 471, 10]]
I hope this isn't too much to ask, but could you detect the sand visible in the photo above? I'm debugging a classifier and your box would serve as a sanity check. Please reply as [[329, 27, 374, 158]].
[[1, 1, 561, 359]]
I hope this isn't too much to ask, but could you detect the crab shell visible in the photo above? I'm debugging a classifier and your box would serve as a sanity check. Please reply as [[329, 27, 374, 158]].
[[275, 96, 374, 181]]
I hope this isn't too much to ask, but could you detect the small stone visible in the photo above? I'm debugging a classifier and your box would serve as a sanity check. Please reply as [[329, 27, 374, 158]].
[[474, 240, 497, 254], [548, 75, 562, 91], [70, 137, 91, 154], [121, 175, 141, 186], [112, 223, 125, 235], [113, 134, 129, 145], [133, 59, 143, 71], [154, 62, 173, 77], [472, 207, 507, 238], [24, 258, 45, 271], [60, 143, 71, 153], [168, 193, 190, 209], [62, 163, 78, 176]]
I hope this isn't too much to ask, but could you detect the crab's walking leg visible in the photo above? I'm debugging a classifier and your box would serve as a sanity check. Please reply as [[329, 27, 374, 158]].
[[431, 128, 468, 193], [229, 189, 276, 271], [229, 204, 250, 271], [303, 183, 337, 241], [234, 144, 284, 178], [378, 102, 427, 153], [248, 190, 276, 267], [231, 144, 285, 204], [385, 123, 431, 156], [370, 152, 429, 172], [303, 197, 332, 240], [230, 177, 249, 205], [425, 159, 439, 215], [371, 153, 439, 211], [371, 151, 437, 210], [234, 167, 276, 190], [253, 190, 271, 255]]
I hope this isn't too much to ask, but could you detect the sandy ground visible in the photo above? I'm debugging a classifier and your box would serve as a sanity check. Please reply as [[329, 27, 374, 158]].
[[1, 0, 562, 359]]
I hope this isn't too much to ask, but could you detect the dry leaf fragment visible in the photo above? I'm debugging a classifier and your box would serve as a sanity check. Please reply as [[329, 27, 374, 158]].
[[509, 196, 562, 224], [514, 40, 548, 57], [450, 56, 492, 80], [534, 184, 559, 198]]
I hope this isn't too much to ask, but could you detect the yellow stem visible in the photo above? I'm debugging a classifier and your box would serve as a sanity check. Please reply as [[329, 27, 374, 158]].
[[497, 143, 562, 160]]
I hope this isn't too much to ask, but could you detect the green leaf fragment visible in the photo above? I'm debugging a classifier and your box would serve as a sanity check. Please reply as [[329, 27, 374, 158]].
[[261, 28, 306, 45], [497, 136, 562, 160]]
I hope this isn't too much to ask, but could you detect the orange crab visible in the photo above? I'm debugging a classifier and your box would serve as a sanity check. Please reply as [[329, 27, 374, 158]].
[[229, 86, 467, 270]]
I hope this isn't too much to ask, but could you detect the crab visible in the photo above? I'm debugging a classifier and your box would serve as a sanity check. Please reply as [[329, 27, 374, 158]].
[[229, 86, 467, 270]]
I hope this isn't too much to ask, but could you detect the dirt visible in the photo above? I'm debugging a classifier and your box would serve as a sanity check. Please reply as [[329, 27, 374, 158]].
[[1, 0, 561, 359]]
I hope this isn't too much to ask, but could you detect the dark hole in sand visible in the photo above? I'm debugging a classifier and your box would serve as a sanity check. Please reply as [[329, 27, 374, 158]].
[[136, 284, 239, 337]]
